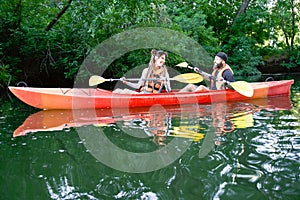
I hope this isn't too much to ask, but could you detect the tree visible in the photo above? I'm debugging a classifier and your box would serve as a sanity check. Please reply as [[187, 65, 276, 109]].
[[1, 0, 299, 89], [275, 0, 299, 52], [45, 0, 73, 31], [235, 0, 252, 21]]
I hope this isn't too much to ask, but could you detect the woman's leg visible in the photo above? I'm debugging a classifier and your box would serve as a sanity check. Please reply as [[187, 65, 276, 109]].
[[195, 85, 209, 91], [179, 84, 198, 92]]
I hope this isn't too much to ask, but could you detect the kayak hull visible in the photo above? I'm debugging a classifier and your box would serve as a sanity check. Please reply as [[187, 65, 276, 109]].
[[9, 80, 294, 110]]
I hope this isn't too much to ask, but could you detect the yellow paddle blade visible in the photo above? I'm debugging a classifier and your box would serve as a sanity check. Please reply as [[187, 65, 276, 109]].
[[171, 126, 205, 142], [93, 123, 109, 127], [89, 75, 106, 86], [231, 113, 254, 128], [173, 73, 203, 83], [230, 81, 254, 97], [176, 62, 189, 68]]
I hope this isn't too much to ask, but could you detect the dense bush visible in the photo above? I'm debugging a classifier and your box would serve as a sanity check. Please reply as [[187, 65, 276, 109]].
[[0, 0, 299, 88]]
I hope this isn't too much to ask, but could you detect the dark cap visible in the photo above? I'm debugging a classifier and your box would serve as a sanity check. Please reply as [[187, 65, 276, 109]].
[[216, 52, 228, 62]]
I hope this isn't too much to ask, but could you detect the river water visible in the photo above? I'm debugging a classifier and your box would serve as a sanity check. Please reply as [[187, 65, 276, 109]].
[[1, 76, 299, 200]]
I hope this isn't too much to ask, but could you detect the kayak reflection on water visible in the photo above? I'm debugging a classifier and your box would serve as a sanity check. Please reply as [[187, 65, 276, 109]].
[[13, 96, 293, 150]]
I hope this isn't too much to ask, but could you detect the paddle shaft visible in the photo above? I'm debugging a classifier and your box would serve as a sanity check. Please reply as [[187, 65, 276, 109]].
[[102, 77, 194, 82], [89, 73, 203, 86], [185, 65, 226, 83]]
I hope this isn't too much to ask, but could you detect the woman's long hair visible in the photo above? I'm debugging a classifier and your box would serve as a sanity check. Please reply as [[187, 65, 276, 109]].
[[146, 49, 168, 78]]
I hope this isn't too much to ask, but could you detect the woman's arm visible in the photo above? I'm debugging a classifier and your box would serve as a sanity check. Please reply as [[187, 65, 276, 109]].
[[164, 72, 171, 92]]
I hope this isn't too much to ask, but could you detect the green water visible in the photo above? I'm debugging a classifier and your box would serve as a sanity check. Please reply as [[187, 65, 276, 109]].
[[1, 77, 299, 200]]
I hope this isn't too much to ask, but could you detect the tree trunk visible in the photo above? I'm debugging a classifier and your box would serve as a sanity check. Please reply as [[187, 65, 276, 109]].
[[45, 0, 73, 31], [290, 0, 295, 51], [235, 0, 251, 20]]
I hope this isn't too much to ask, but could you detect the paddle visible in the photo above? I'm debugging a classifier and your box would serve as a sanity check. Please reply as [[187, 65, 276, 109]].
[[89, 73, 203, 86], [176, 62, 254, 97]]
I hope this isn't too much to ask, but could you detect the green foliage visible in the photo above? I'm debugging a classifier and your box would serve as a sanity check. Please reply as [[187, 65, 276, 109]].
[[231, 1, 271, 45], [281, 50, 300, 69], [0, 39, 21, 87], [0, 62, 22, 88], [0, 0, 299, 88], [225, 36, 262, 76], [0, 63, 11, 87], [270, 0, 300, 50], [166, 0, 218, 50], [220, 2, 269, 76]]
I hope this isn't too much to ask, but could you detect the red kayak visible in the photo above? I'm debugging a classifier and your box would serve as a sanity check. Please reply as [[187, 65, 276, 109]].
[[9, 80, 294, 109]]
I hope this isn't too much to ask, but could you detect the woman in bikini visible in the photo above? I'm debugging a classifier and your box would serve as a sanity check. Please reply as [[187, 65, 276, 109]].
[[115, 49, 171, 94]]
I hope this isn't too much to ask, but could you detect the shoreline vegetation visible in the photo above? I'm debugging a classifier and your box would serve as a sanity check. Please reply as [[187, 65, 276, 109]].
[[1, 0, 299, 89]]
